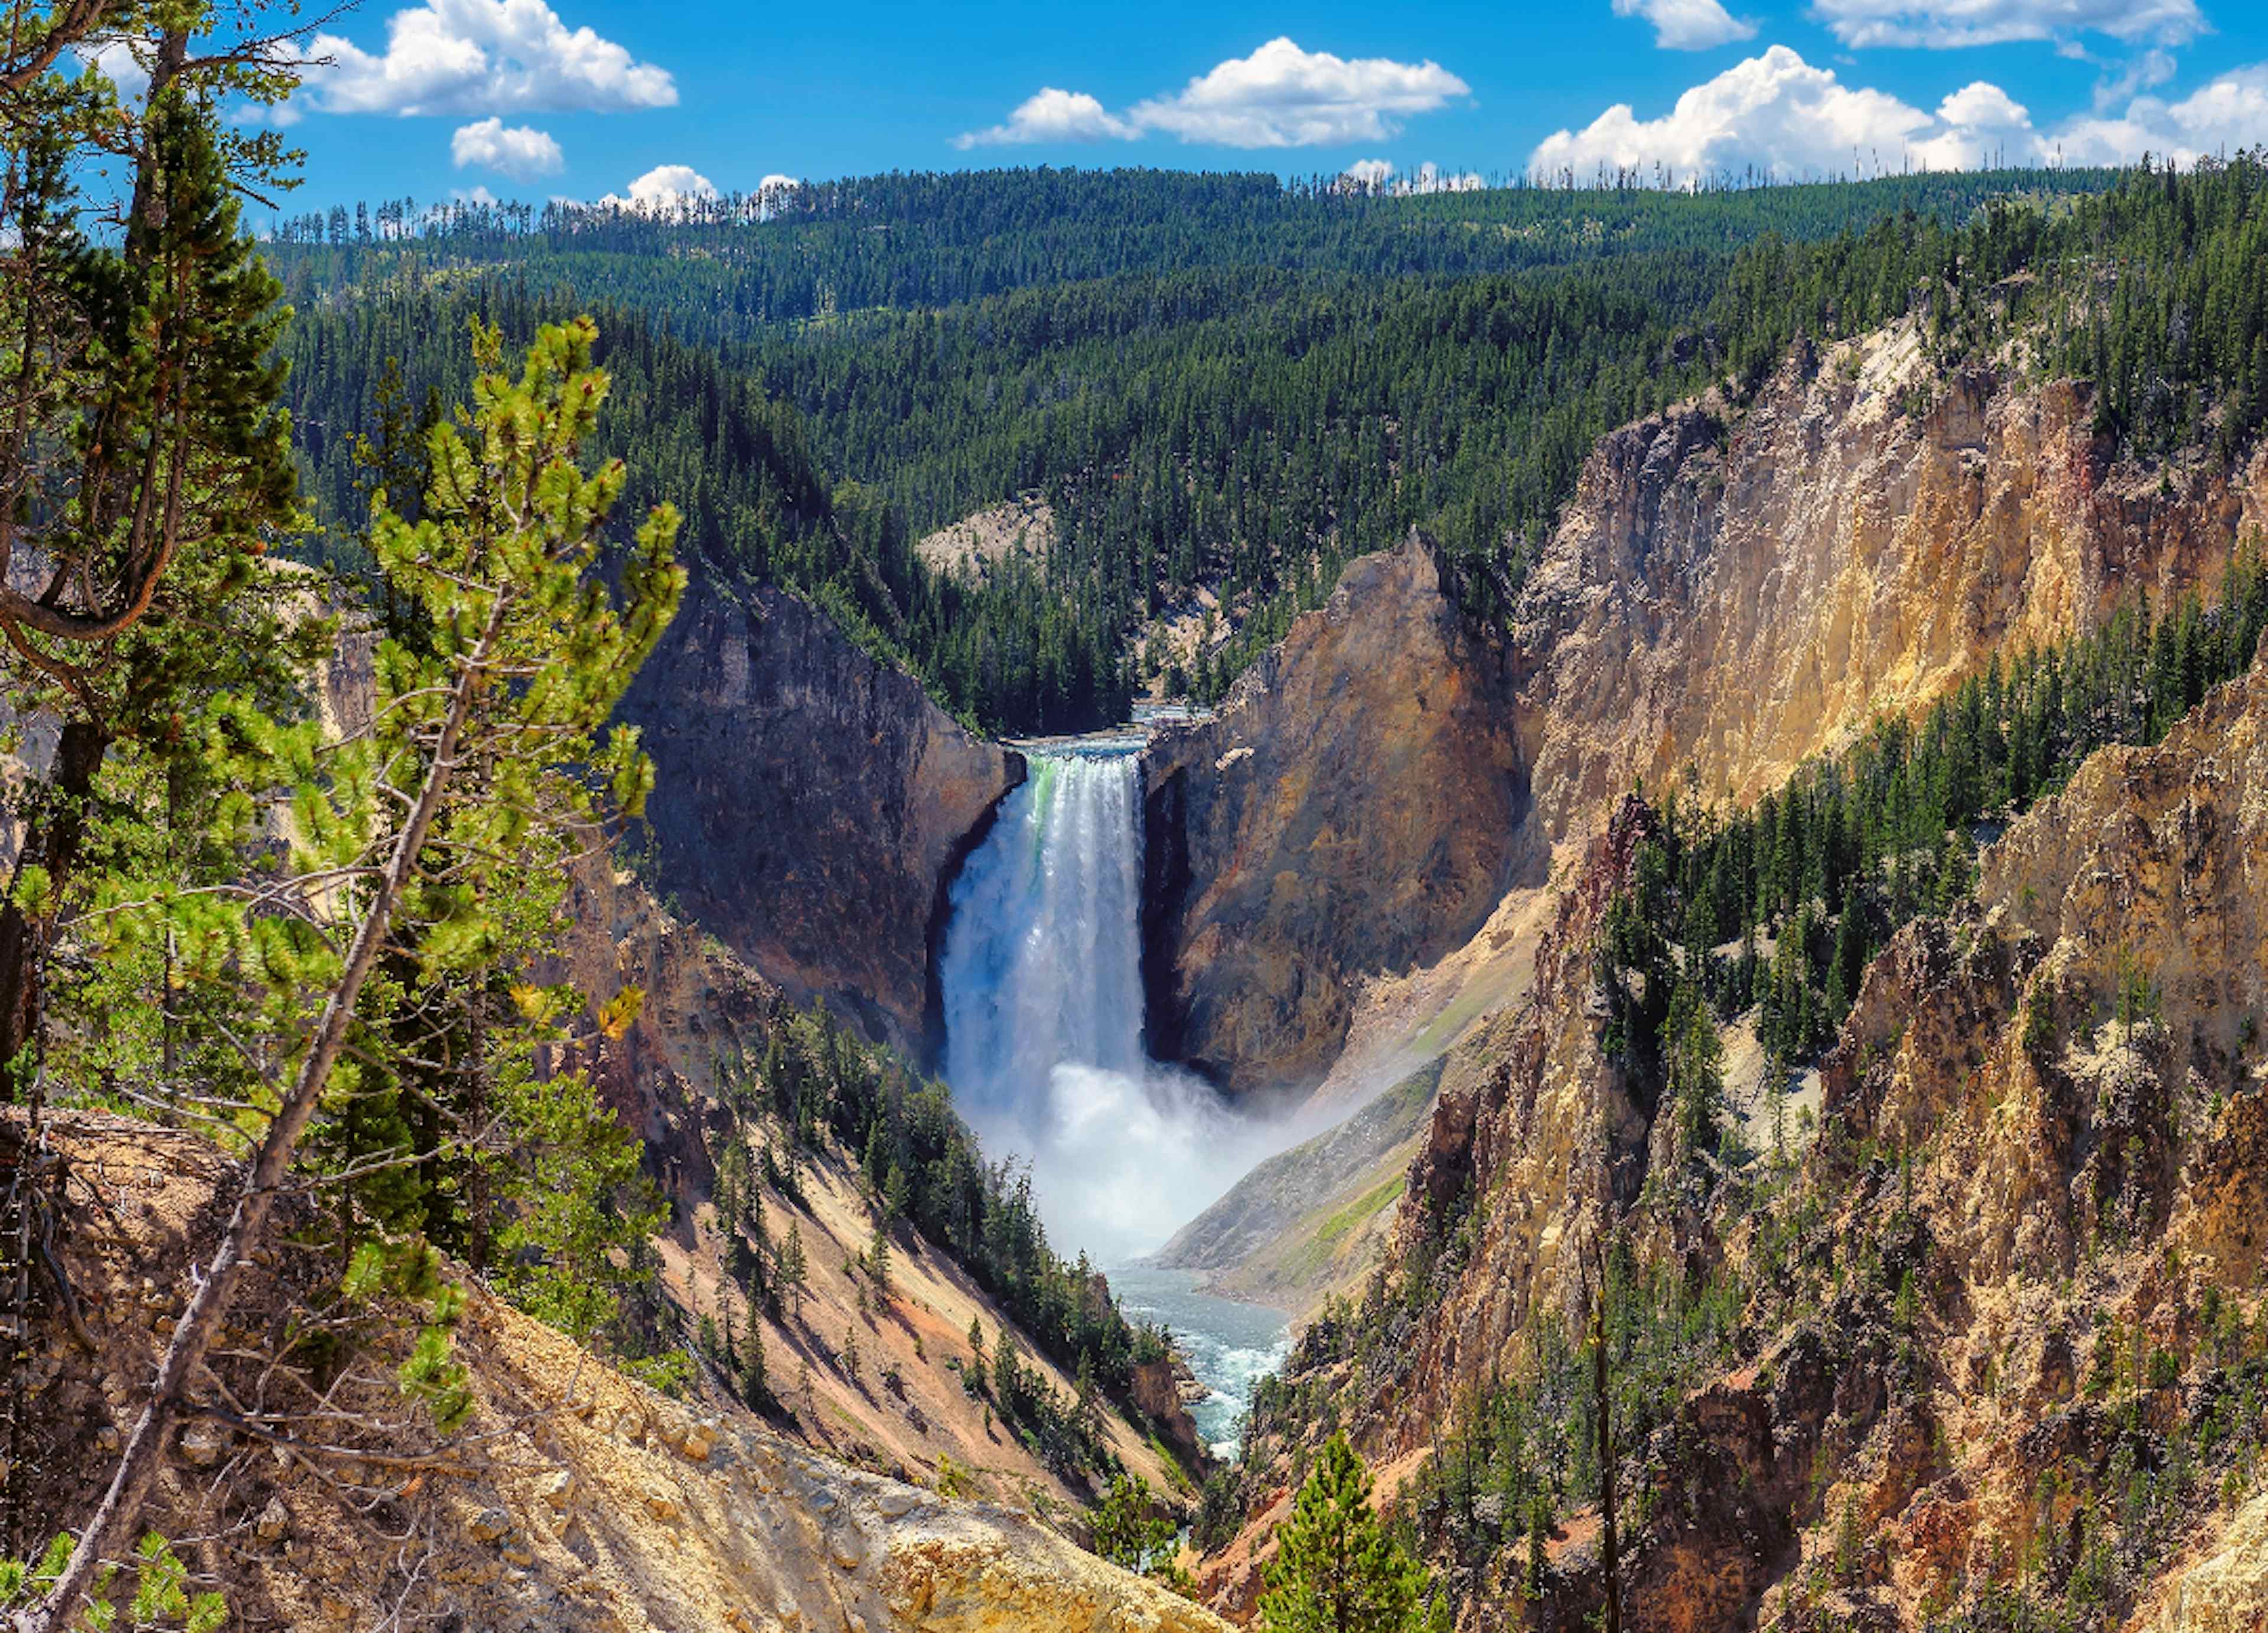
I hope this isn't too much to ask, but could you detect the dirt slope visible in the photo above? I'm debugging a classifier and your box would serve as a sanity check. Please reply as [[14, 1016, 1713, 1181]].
[[5, 1107, 1226, 1633]]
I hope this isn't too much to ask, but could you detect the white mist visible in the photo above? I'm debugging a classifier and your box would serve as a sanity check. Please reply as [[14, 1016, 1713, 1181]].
[[937, 747, 1269, 1266]]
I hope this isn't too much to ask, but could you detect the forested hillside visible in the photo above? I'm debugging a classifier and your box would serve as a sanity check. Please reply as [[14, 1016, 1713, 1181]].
[[279, 164, 2213, 736], [266, 167, 2109, 329], [273, 158, 2268, 738]]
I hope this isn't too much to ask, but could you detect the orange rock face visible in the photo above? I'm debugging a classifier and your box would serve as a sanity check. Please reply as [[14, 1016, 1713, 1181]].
[[1142, 534, 1529, 1099]]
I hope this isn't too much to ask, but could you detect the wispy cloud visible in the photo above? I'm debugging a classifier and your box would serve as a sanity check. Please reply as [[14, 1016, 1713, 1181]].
[[1612, 0, 1757, 51], [1807, 0, 2204, 51]]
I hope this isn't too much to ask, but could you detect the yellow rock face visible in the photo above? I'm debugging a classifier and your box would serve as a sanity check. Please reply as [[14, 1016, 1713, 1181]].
[[1519, 325, 2268, 844], [15, 1109, 1227, 1633], [2143, 1492, 2268, 1633]]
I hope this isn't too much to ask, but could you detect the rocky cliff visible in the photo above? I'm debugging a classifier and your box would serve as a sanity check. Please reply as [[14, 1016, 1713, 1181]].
[[621, 578, 1022, 1059], [1227, 654, 2268, 1631], [1187, 327, 2268, 1629], [1517, 322, 2268, 837], [1140, 535, 1529, 1099], [1142, 323, 2268, 1107]]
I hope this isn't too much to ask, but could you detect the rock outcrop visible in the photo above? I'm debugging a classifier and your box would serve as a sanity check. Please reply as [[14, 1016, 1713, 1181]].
[[621, 579, 1022, 1058], [9, 1107, 1227, 1633], [2142, 1491, 2268, 1633], [1141, 535, 1528, 1098], [1335, 799, 1661, 1462]]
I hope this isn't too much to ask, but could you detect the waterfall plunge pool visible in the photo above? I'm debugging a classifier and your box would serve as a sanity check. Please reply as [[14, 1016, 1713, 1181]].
[[936, 741, 1292, 1451]]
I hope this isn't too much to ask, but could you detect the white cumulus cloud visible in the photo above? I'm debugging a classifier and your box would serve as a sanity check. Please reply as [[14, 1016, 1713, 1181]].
[[1130, 37, 1469, 148], [954, 87, 1136, 149], [1935, 82, 2031, 129], [309, 0, 676, 116], [81, 39, 150, 102], [1531, 47, 2268, 187], [1403, 161, 1487, 193], [596, 162, 716, 213], [1612, 0, 1757, 51], [1338, 158, 1488, 194], [450, 116, 564, 180], [1808, 0, 2204, 51], [957, 38, 1471, 151], [2054, 64, 2268, 165], [1531, 45, 1952, 182]]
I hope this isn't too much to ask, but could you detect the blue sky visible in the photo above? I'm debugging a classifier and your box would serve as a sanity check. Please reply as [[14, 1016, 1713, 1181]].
[[202, 0, 2268, 213]]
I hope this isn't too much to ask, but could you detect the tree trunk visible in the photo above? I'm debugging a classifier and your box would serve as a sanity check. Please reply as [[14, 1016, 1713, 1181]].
[[0, 717, 109, 1104]]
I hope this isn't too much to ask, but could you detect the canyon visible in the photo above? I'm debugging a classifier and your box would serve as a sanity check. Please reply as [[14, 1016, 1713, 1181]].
[[472, 316, 2268, 1629], [14, 309, 2268, 1632]]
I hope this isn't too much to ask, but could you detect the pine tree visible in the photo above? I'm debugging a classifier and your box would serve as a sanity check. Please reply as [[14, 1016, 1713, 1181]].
[[869, 1221, 893, 1296], [779, 1221, 808, 1319], [1, 51, 301, 1103], [1256, 1432, 1433, 1633], [24, 313, 684, 1631], [739, 1324, 771, 1410]]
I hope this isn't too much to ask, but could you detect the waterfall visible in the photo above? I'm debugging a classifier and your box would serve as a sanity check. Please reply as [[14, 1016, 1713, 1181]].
[[937, 744, 1259, 1264]]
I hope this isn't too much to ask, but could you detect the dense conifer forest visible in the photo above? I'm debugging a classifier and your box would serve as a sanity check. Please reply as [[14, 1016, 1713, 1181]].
[[268, 159, 2268, 735], [276, 160, 2268, 737]]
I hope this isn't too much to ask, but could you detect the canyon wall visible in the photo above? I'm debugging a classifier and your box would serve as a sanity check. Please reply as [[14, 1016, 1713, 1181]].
[[1145, 322, 2268, 1103], [8, 1109, 1224, 1633], [1516, 324, 2268, 839], [621, 579, 1022, 1059], [1141, 535, 1529, 1099], [1233, 645, 2268, 1632], [544, 857, 1191, 1510]]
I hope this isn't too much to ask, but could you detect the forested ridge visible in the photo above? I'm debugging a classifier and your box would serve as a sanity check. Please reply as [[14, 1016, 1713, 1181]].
[[266, 166, 2113, 329], [274, 158, 2268, 733]]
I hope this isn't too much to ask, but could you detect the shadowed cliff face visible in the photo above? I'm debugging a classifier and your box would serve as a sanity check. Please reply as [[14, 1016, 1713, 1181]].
[[620, 579, 1022, 1060], [1141, 535, 1530, 1099]]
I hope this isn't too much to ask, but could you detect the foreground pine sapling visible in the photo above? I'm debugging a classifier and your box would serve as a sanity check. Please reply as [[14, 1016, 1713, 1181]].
[[19, 315, 683, 1633]]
